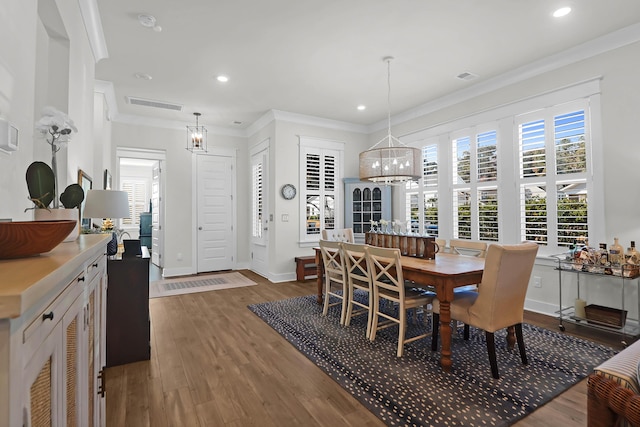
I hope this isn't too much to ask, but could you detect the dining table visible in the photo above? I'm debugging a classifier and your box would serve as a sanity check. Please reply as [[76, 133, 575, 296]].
[[313, 247, 485, 372]]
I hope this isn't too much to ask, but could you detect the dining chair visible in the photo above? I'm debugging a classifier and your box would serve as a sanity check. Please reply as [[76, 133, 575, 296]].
[[431, 242, 539, 378], [435, 238, 447, 254], [449, 239, 487, 258], [341, 242, 374, 338], [319, 239, 348, 325], [365, 245, 433, 357], [321, 228, 354, 242]]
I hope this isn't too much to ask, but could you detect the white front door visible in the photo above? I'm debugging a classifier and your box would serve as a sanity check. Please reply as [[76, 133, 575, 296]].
[[151, 161, 163, 267], [196, 154, 235, 272], [250, 143, 269, 277]]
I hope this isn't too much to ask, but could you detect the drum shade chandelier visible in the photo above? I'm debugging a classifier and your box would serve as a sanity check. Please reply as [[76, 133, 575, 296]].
[[186, 112, 207, 152], [359, 57, 421, 184]]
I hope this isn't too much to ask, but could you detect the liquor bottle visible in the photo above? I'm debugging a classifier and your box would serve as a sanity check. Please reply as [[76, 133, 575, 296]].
[[598, 243, 609, 264], [628, 241, 640, 264], [609, 237, 624, 265]]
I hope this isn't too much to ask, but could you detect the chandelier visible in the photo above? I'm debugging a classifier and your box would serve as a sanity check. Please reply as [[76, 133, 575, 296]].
[[359, 57, 421, 184], [186, 112, 207, 152]]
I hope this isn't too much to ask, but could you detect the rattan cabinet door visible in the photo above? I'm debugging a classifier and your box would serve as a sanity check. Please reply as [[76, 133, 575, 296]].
[[23, 322, 62, 427], [62, 293, 85, 426]]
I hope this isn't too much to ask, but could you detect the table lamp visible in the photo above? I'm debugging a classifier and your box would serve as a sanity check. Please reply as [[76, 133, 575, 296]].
[[83, 190, 130, 255]]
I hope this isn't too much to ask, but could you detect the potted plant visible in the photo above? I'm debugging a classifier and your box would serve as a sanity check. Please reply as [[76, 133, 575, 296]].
[[26, 107, 84, 241]]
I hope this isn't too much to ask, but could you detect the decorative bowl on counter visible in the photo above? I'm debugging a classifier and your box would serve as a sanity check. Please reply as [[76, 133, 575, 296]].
[[0, 220, 77, 259]]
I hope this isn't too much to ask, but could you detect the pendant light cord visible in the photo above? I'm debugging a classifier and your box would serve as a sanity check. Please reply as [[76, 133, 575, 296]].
[[386, 57, 392, 148]]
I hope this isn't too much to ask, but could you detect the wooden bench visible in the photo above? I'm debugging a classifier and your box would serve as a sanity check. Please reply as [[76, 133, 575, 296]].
[[295, 255, 317, 281]]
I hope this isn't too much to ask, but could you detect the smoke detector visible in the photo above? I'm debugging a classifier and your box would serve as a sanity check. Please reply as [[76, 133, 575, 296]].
[[138, 14, 162, 32]]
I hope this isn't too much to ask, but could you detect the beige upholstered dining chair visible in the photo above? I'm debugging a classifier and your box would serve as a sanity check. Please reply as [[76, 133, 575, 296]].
[[321, 228, 354, 242], [319, 240, 348, 325], [449, 239, 487, 258], [431, 242, 539, 378], [341, 242, 374, 338], [365, 245, 434, 357]]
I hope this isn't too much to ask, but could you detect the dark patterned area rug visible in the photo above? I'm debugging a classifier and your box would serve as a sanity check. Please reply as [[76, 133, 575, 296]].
[[248, 292, 617, 427]]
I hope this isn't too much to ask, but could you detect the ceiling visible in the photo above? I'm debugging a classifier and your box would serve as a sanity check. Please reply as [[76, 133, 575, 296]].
[[95, 0, 640, 132]]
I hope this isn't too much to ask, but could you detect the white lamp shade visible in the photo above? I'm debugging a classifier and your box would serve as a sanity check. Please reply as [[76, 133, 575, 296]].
[[83, 190, 130, 219]]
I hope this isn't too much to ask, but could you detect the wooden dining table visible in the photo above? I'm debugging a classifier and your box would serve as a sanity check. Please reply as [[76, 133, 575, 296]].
[[313, 247, 485, 372]]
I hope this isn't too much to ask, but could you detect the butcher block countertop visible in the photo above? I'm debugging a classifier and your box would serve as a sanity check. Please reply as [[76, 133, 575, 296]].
[[0, 234, 109, 319]]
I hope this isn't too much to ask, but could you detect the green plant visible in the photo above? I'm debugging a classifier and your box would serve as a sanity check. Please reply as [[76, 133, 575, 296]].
[[25, 161, 84, 210], [25, 161, 55, 209]]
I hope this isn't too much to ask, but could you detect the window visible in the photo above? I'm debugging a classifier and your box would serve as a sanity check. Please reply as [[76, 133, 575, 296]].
[[400, 80, 600, 253], [251, 162, 263, 239], [451, 128, 499, 241], [405, 142, 439, 235], [299, 137, 344, 243], [121, 179, 147, 225], [518, 102, 588, 247]]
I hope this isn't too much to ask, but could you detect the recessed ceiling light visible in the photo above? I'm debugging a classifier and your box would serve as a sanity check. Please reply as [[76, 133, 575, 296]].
[[134, 72, 152, 80], [138, 14, 162, 32], [553, 7, 571, 18], [357, 105, 366, 111], [217, 75, 229, 83]]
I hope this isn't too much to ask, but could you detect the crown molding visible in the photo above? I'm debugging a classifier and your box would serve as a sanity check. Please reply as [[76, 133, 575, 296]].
[[78, 0, 108, 62], [370, 22, 640, 133], [272, 110, 369, 134], [246, 110, 277, 137]]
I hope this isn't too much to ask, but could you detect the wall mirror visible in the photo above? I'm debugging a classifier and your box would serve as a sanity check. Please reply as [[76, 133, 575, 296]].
[[78, 170, 92, 230]]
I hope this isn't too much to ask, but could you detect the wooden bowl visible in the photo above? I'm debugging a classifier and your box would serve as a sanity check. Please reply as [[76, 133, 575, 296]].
[[0, 220, 77, 259]]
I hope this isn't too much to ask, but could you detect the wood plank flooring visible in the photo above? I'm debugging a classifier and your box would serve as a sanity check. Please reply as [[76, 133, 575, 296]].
[[105, 270, 626, 426]]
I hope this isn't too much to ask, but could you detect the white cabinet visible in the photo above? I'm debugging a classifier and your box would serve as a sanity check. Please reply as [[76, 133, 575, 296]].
[[0, 234, 109, 427], [344, 178, 391, 243]]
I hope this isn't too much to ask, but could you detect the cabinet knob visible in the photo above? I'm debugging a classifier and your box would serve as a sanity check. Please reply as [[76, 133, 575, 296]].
[[42, 312, 54, 321], [92, 262, 99, 267], [77, 276, 85, 282]]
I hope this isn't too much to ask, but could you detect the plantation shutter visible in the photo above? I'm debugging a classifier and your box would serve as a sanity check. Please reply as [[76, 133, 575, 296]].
[[251, 162, 263, 239], [121, 180, 146, 225]]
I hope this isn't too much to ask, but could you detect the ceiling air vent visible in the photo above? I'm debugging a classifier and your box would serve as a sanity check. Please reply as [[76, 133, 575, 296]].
[[126, 96, 183, 111], [456, 72, 479, 81]]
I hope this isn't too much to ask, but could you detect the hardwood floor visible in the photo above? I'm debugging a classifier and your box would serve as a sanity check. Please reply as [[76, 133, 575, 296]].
[[105, 270, 626, 426]]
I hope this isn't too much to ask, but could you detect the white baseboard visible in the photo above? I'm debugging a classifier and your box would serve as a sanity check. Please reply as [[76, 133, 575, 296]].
[[162, 266, 195, 278], [524, 298, 560, 318]]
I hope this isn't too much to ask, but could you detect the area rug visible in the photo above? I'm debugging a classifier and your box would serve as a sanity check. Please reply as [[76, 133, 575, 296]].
[[248, 292, 618, 427], [149, 272, 256, 298]]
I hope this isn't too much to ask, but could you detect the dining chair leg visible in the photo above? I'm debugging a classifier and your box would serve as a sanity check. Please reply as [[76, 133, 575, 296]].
[[369, 295, 380, 342], [397, 310, 407, 357], [431, 313, 440, 351], [515, 323, 528, 365], [463, 324, 470, 340], [365, 292, 373, 340], [485, 331, 499, 379], [322, 283, 331, 317], [344, 287, 355, 327], [339, 286, 348, 325]]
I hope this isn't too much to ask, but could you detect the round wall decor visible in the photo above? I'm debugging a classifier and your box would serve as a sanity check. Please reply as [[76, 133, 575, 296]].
[[280, 184, 297, 200]]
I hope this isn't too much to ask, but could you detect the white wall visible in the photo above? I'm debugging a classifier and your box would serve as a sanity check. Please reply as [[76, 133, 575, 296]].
[[110, 122, 249, 274], [0, 0, 98, 222]]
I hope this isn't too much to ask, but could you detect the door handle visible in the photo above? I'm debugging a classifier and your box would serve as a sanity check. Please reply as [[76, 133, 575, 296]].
[[198, 227, 203, 230], [263, 227, 268, 231]]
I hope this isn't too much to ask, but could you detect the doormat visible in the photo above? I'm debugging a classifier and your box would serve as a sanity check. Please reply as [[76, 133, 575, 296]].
[[149, 272, 257, 298]]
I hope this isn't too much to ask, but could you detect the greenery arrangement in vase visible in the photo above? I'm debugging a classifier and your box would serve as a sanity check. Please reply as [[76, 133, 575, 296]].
[[25, 107, 84, 241]]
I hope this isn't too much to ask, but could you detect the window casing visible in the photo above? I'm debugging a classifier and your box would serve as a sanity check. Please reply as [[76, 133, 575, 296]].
[[299, 137, 344, 243]]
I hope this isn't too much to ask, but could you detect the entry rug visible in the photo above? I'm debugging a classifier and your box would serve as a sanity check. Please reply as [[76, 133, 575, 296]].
[[150, 272, 256, 298], [248, 292, 618, 427]]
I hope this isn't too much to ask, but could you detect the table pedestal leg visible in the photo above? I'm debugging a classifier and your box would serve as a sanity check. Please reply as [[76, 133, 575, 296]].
[[315, 250, 323, 304], [506, 325, 516, 350], [439, 301, 453, 372]]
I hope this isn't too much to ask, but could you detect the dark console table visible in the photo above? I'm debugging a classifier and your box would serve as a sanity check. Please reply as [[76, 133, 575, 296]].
[[106, 245, 151, 367]]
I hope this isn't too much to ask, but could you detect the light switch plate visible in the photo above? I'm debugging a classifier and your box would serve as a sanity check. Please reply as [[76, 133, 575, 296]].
[[0, 118, 18, 153]]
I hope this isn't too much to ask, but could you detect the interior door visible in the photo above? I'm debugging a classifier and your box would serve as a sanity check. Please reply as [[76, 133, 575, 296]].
[[151, 161, 163, 267], [250, 144, 269, 278], [197, 154, 235, 272]]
